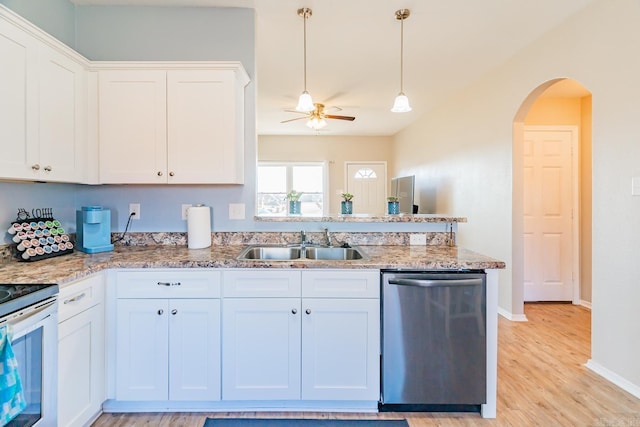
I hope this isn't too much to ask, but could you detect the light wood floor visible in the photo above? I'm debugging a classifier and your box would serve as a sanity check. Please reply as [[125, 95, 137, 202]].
[[92, 304, 640, 426]]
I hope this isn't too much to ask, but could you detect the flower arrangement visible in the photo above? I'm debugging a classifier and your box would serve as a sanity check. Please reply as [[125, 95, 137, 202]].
[[387, 196, 399, 203], [341, 192, 354, 202], [286, 190, 303, 202]]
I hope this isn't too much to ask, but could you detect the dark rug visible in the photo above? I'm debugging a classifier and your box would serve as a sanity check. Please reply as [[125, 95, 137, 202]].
[[204, 419, 409, 427]]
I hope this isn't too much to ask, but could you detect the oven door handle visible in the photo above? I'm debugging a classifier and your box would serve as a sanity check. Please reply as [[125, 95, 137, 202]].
[[0, 297, 57, 327]]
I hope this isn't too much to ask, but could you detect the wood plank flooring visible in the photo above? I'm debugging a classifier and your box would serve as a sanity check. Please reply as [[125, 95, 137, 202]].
[[92, 304, 640, 427]]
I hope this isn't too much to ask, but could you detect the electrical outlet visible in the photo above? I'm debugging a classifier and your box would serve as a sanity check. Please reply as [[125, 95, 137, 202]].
[[181, 204, 193, 220], [129, 203, 140, 220], [409, 234, 427, 245], [229, 203, 245, 220]]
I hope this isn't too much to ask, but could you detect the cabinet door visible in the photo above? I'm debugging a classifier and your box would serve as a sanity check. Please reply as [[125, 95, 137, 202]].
[[99, 70, 167, 183], [302, 298, 380, 400], [169, 299, 221, 401], [116, 299, 169, 401], [38, 45, 86, 182], [58, 303, 105, 427], [222, 298, 301, 400], [167, 70, 242, 184], [0, 17, 38, 180]]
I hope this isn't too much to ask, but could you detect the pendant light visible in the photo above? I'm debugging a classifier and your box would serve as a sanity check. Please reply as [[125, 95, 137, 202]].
[[295, 8, 315, 113], [391, 9, 412, 113]]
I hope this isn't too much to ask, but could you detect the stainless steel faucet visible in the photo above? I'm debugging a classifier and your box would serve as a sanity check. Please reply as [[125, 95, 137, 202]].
[[300, 230, 306, 247], [323, 227, 333, 247]]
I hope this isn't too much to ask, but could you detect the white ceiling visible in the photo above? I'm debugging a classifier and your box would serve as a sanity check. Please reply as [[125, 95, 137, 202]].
[[73, 0, 595, 136]]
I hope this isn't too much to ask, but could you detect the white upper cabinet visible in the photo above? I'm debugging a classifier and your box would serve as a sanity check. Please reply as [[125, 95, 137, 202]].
[[0, 8, 87, 183], [98, 69, 168, 184], [97, 64, 249, 184]]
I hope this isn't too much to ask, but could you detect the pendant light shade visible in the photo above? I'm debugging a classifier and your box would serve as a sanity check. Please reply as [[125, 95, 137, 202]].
[[391, 9, 412, 113], [296, 8, 315, 113]]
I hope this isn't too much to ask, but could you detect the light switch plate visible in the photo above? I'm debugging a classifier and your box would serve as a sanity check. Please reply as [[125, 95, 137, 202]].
[[229, 203, 245, 220], [409, 234, 427, 245], [632, 177, 640, 196]]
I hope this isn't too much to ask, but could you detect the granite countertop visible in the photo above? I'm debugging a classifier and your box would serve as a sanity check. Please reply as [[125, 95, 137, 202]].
[[0, 244, 505, 288], [256, 214, 467, 223]]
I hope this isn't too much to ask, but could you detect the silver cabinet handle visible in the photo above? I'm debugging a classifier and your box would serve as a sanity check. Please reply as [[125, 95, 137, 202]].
[[44, 165, 52, 172], [63, 292, 86, 304], [169, 171, 175, 177], [157, 309, 164, 315], [157, 171, 163, 176], [31, 164, 40, 171], [305, 309, 311, 315], [291, 308, 297, 314], [171, 309, 177, 315], [157, 282, 181, 287]]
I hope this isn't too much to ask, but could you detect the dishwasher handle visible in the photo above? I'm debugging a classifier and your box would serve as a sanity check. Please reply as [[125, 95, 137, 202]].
[[387, 277, 483, 288]]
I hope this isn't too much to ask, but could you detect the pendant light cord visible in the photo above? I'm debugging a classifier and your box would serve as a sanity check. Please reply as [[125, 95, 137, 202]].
[[399, 16, 404, 94], [303, 10, 308, 92]]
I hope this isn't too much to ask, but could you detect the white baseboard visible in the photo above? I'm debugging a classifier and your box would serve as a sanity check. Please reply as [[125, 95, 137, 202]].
[[585, 360, 640, 399], [498, 306, 528, 322], [579, 300, 592, 309]]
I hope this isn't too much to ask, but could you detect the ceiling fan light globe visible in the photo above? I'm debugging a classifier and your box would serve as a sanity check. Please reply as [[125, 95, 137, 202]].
[[391, 93, 412, 113], [296, 91, 315, 112], [306, 117, 327, 130]]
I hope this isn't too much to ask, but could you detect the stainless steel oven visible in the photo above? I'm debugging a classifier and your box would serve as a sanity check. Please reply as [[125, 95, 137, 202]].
[[0, 284, 58, 427]]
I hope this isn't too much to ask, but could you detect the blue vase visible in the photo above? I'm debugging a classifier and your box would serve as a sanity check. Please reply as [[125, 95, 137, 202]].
[[289, 201, 301, 215], [388, 201, 400, 215], [341, 201, 353, 214]]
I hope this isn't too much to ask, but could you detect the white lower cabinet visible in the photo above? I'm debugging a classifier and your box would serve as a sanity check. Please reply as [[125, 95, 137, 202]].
[[114, 270, 221, 402], [58, 274, 105, 427], [221, 269, 380, 402]]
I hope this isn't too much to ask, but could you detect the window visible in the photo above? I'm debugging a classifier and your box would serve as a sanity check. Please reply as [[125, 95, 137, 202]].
[[256, 162, 326, 216]]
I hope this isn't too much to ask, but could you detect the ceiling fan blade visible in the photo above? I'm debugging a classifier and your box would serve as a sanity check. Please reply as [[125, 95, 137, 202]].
[[326, 114, 355, 121], [280, 116, 308, 123], [284, 109, 308, 115]]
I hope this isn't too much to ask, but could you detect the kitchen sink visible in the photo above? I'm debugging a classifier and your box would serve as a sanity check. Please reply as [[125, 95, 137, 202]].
[[304, 246, 367, 260], [237, 245, 368, 261], [237, 246, 302, 260]]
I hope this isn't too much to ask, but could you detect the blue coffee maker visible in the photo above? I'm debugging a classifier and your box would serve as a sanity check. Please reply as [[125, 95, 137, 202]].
[[76, 206, 114, 253]]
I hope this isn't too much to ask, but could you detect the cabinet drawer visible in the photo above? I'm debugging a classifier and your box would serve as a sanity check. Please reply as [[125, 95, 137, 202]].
[[223, 270, 301, 297], [58, 274, 104, 322], [302, 270, 380, 298], [116, 270, 221, 298]]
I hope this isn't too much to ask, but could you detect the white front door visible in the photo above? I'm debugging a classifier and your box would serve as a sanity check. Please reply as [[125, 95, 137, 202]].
[[346, 162, 387, 215], [523, 127, 575, 301]]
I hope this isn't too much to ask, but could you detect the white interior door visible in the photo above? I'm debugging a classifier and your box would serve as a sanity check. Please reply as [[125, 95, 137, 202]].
[[346, 162, 387, 215], [523, 127, 575, 301]]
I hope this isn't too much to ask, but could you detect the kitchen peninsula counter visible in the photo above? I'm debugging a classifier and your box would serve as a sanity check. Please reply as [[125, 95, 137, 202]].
[[0, 244, 505, 287]]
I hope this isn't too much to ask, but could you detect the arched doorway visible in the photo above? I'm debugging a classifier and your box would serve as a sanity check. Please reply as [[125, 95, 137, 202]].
[[512, 78, 592, 316]]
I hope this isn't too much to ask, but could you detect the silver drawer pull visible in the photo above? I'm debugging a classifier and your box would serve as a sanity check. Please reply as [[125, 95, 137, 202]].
[[291, 308, 297, 314], [158, 309, 164, 315], [171, 309, 178, 315], [64, 293, 86, 304], [157, 282, 182, 287], [305, 309, 311, 315]]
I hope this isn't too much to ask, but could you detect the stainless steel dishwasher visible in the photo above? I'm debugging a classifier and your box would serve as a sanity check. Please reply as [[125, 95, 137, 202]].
[[379, 271, 486, 412]]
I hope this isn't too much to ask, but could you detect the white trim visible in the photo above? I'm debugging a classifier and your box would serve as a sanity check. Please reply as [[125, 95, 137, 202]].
[[585, 360, 640, 399], [498, 306, 528, 322], [579, 300, 592, 309], [523, 125, 580, 303]]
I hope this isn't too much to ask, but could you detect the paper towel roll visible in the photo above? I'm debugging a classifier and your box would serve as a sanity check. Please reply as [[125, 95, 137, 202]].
[[187, 205, 212, 249]]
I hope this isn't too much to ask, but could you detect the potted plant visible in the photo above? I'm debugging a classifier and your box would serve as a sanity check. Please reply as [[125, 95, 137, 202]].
[[340, 192, 354, 214], [286, 190, 303, 215], [387, 196, 400, 214]]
